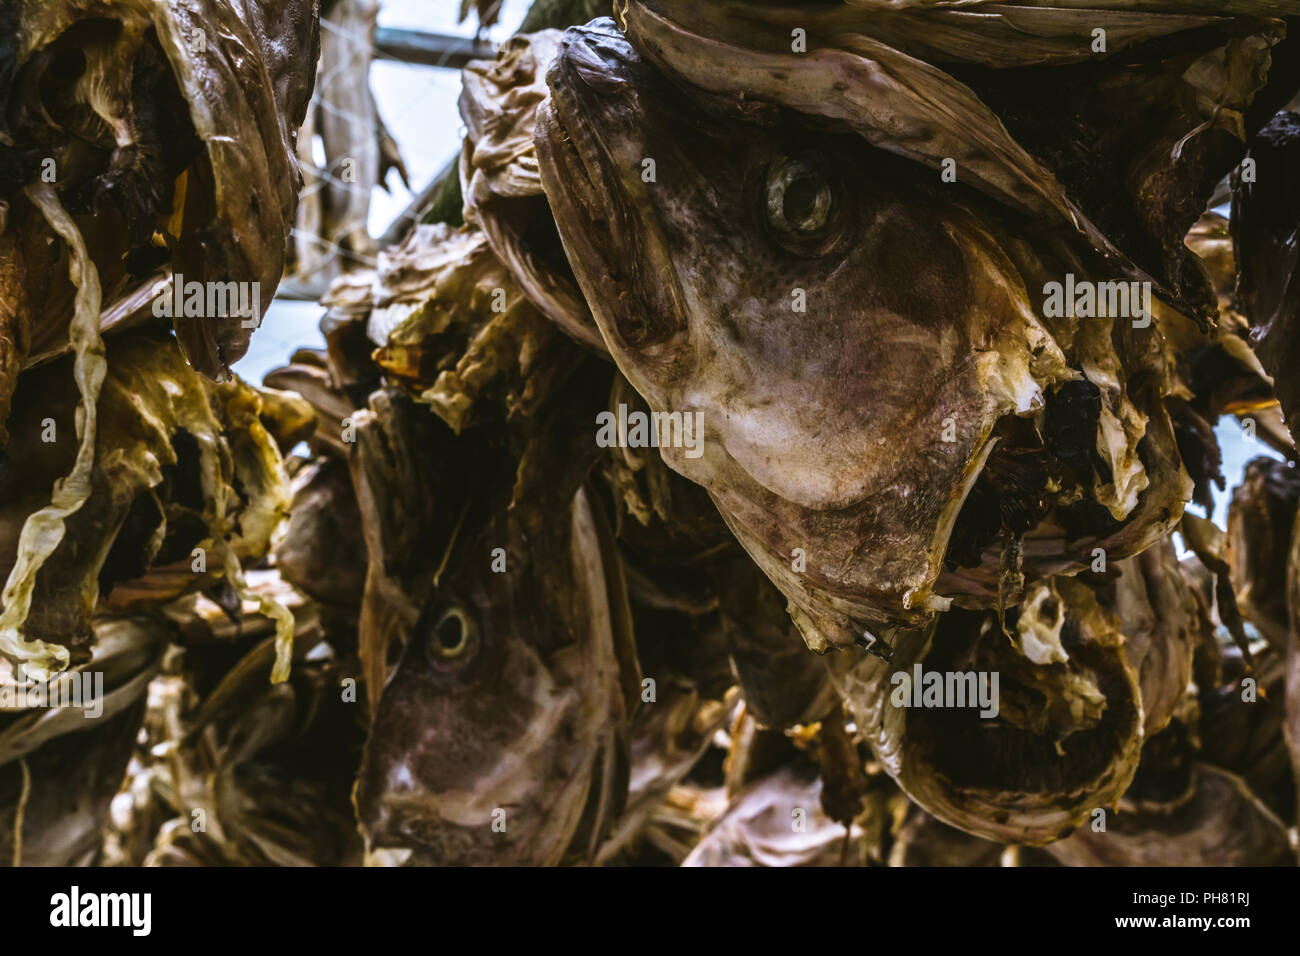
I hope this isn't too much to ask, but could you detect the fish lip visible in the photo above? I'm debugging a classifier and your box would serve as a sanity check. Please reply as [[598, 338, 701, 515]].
[[538, 23, 686, 359], [540, 47, 632, 288]]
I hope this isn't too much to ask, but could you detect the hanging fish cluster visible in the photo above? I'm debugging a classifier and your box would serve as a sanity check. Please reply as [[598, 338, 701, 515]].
[[3, 0, 1300, 866]]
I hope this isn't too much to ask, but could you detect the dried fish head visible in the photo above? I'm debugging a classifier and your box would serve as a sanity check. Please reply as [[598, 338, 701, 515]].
[[830, 538, 1199, 845], [538, 19, 1091, 649], [353, 392, 631, 865], [1228, 457, 1300, 645]]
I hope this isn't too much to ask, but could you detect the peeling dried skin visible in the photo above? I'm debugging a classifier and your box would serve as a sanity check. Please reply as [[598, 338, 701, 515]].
[[0, 330, 291, 669], [0, 184, 104, 676], [0, 616, 167, 866], [0, 0, 317, 378], [1110, 540, 1201, 738], [352, 393, 630, 865], [459, 30, 605, 352], [595, 683, 734, 864], [326, 223, 569, 434], [536, 20, 1197, 653]]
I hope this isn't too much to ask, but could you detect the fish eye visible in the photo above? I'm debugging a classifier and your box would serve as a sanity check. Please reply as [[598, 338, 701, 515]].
[[761, 154, 847, 256], [767, 159, 831, 233], [424, 605, 477, 663]]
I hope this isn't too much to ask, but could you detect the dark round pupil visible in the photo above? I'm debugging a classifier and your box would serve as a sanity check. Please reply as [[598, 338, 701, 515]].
[[783, 176, 821, 224], [436, 614, 464, 649]]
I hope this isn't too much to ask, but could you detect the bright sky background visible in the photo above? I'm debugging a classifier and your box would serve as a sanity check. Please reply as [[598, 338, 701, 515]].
[[238, 0, 531, 385]]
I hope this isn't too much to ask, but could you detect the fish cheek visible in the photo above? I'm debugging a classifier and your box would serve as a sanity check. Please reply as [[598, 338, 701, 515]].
[[851, 204, 973, 330], [372, 649, 530, 798]]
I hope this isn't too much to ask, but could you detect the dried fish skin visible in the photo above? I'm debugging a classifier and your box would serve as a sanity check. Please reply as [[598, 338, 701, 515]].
[[0, 184, 105, 676], [142, 633, 365, 868], [461, 33, 564, 204], [0, 0, 318, 378], [1106, 540, 1202, 739], [594, 683, 733, 864], [1234, 110, 1300, 430], [682, 766, 866, 867]]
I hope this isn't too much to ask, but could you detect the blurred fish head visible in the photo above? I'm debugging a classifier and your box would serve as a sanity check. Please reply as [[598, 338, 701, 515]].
[[355, 482, 628, 866], [537, 20, 1071, 649]]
